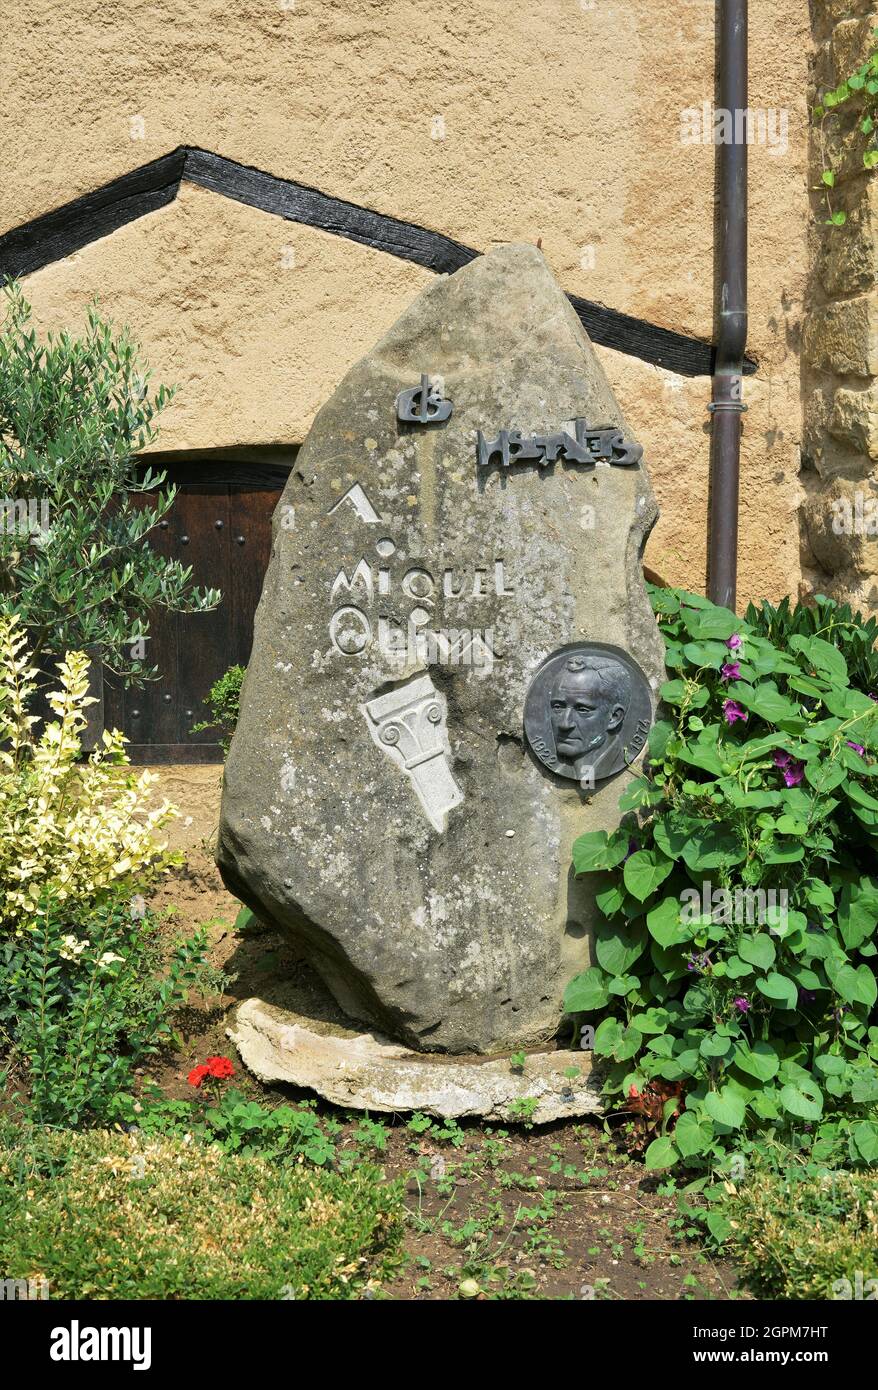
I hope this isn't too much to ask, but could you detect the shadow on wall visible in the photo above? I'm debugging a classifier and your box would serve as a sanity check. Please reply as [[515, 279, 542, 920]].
[[643, 565, 670, 589]]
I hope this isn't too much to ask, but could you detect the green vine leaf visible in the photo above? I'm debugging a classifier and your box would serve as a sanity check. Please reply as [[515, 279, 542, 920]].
[[564, 586, 878, 1176], [622, 850, 673, 902]]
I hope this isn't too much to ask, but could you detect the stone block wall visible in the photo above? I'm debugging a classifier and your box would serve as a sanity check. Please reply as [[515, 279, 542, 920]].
[[802, 2, 878, 609]]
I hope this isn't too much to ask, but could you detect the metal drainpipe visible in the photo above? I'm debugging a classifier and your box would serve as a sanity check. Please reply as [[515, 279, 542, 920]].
[[708, 0, 748, 611]]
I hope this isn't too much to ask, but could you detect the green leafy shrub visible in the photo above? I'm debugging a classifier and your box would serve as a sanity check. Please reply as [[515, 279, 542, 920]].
[[0, 281, 219, 682], [0, 1126, 404, 1299], [745, 592, 878, 697], [189, 663, 245, 751], [0, 613, 223, 1124], [728, 1165, 878, 1300], [0, 906, 220, 1127], [0, 615, 177, 934], [565, 588, 878, 1174]]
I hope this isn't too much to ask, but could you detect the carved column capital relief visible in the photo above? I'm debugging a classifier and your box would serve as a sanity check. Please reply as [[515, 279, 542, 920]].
[[362, 674, 463, 833]]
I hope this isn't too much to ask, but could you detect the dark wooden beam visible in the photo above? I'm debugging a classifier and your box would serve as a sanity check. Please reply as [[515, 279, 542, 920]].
[[0, 150, 187, 279], [185, 148, 477, 276], [0, 147, 757, 377]]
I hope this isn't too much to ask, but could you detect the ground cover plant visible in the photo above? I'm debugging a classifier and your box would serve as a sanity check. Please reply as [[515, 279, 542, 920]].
[[565, 588, 878, 1177], [0, 1123, 404, 1300], [111, 1070, 341, 1170], [725, 1162, 878, 1300]]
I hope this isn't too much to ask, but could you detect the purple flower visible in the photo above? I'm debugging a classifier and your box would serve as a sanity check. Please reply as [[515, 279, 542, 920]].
[[773, 749, 806, 784], [687, 951, 712, 974], [732, 996, 750, 1013], [846, 741, 865, 756], [623, 838, 639, 862], [723, 699, 748, 725], [726, 634, 743, 651], [721, 662, 741, 682]]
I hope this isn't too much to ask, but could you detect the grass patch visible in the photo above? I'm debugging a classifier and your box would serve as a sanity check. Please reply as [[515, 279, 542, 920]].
[[728, 1166, 878, 1300], [0, 1127, 404, 1299]]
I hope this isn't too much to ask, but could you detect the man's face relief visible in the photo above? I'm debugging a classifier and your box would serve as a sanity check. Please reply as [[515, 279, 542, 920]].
[[549, 665, 626, 761]]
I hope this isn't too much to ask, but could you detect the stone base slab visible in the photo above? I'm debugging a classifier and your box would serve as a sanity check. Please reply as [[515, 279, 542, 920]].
[[229, 989, 602, 1125]]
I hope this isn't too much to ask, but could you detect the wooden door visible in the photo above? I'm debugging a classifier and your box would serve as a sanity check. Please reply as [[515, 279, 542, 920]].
[[103, 463, 286, 762]]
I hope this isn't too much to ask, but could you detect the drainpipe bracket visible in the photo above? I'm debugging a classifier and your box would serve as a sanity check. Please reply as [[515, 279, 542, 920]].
[[707, 400, 748, 414]]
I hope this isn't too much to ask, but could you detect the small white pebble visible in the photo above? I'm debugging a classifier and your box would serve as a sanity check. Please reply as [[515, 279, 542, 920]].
[[506, 830, 515, 838]]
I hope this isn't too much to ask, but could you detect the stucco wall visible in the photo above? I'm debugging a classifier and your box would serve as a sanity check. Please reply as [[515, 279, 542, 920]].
[[3, 0, 812, 606]]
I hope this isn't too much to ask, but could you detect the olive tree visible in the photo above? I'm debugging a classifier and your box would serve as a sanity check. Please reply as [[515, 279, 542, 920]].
[[0, 280, 219, 682]]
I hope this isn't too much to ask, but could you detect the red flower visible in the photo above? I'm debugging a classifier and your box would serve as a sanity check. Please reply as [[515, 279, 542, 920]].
[[189, 1055, 234, 1087], [205, 1055, 234, 1080]]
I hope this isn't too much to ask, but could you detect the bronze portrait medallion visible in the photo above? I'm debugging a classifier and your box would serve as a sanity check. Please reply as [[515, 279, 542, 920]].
[[523, 642, 653, 785]]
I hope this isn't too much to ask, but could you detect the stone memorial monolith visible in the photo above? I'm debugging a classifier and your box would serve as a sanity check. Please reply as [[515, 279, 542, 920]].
[[218, 244, 665, 1088]]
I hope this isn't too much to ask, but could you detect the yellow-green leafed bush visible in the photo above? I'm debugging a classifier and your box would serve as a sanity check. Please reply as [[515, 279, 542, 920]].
[[0, 614, 177, 934], [730, 1167, 878, 1300], [0, 1127, 405, 1300]]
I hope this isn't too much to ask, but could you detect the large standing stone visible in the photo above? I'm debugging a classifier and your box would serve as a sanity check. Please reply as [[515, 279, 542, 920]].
[[217, 244, 664, 1054]]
